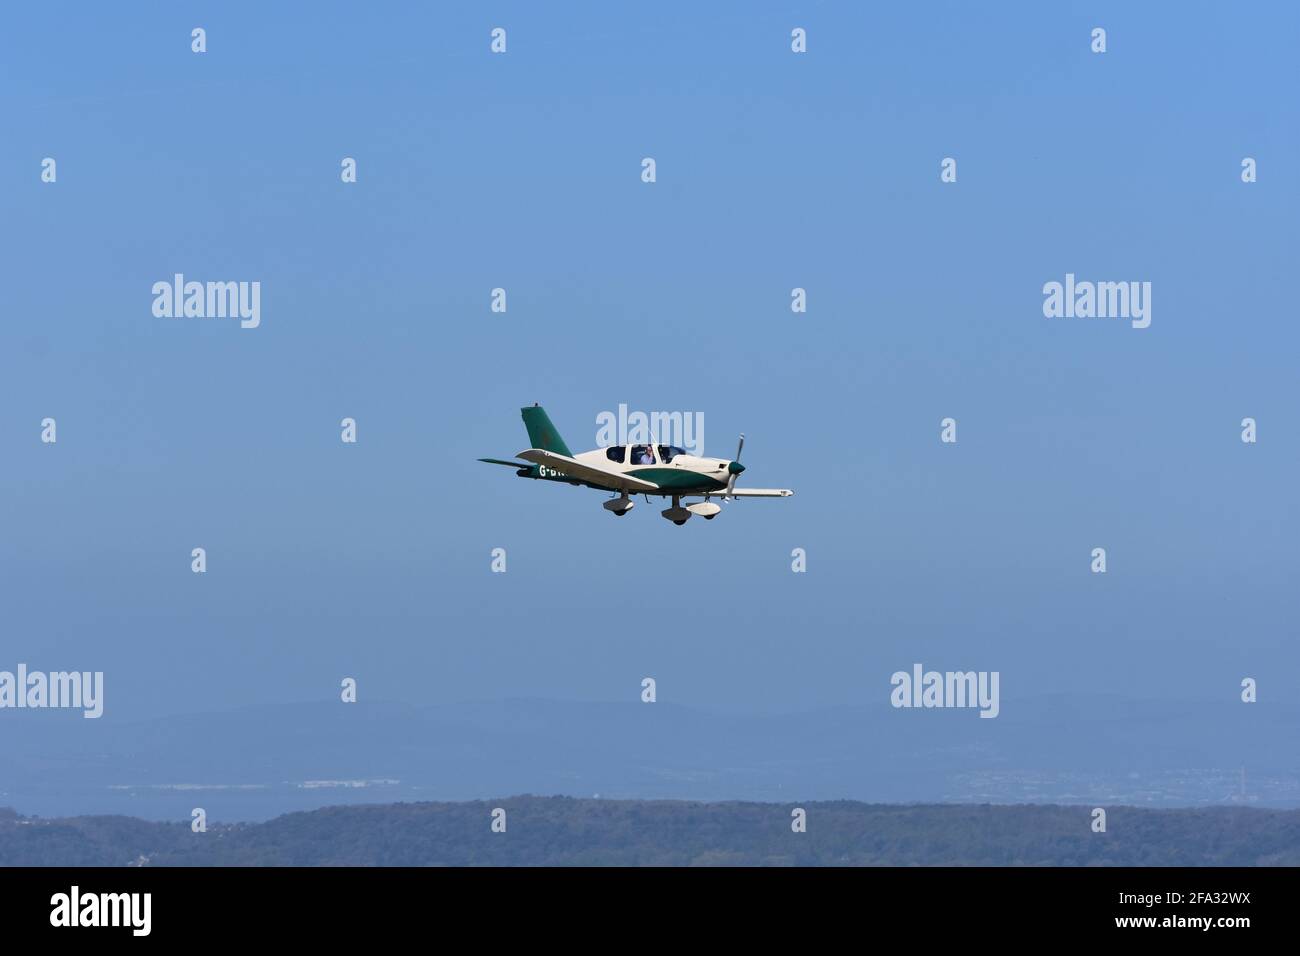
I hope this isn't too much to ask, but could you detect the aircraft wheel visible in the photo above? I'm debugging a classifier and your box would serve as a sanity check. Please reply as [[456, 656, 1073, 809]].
[[673, 520, 686, 526], [703, 514, 715, 520]]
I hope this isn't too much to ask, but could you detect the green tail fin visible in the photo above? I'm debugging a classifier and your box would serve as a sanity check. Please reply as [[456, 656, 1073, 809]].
[[521, 405, 573, 457]]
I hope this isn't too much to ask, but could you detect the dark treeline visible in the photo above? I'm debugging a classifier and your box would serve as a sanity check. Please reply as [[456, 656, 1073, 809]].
[[2, 799, 1297, 866]]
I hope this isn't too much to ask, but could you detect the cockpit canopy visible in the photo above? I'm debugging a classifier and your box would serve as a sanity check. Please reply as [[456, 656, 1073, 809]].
[[604, 444, 691, 465]]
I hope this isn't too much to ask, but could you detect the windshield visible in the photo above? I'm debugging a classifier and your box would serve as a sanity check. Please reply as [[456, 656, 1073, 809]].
[[657, 445, 687, 462]]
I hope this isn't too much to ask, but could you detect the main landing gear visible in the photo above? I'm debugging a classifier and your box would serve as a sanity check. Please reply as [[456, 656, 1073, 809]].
[[603, 495, 634, 516], [690, 501, 722, 520]]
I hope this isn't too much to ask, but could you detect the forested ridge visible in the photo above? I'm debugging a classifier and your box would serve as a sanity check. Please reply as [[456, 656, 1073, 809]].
[[2, 800, 1296, 866]]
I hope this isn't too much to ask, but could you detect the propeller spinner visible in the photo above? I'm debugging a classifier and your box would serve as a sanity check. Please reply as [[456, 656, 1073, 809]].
[[725, 433, 745, 497]]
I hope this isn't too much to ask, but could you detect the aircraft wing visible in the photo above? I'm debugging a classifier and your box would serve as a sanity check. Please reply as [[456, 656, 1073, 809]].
[[716, 488, 793, 498], [516, 448, 660, 492]]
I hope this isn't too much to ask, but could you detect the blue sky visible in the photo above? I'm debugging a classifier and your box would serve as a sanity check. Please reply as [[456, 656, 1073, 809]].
[[1, 0, 1297, 735]]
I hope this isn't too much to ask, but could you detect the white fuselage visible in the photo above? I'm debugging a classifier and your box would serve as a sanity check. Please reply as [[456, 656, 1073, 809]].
[[571, 444, 733, 495]]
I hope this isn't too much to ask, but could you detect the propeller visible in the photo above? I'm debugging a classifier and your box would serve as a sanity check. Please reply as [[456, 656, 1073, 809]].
[[725, 433, 745, 498]]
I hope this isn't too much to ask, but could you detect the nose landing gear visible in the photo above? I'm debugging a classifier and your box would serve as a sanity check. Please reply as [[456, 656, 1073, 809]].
[[661, 495, 691, 525]]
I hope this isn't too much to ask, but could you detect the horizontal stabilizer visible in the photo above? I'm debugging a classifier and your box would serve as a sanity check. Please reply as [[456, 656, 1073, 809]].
[[479, 458, 528, 467], [714, 488, 794, 498]]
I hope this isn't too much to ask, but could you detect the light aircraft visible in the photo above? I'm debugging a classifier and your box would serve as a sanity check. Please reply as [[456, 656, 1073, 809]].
[[480, 405, 794, 524]]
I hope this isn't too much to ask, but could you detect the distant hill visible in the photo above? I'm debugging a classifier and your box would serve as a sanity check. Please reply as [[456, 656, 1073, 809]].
[[3, 798, 1298, 866], [1, 695, 1296, 821]]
